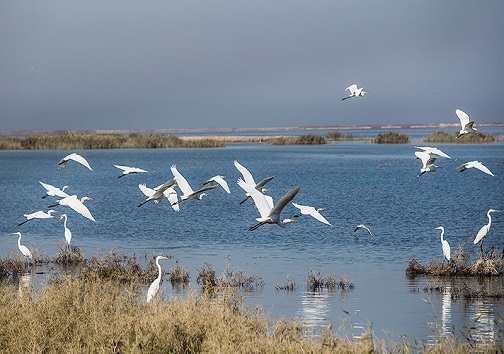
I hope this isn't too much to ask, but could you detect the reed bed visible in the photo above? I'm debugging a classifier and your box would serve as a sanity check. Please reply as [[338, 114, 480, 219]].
[[423, 131, 496, 143], [373, 131, 411, 144], [267, 134, 327, 145], [0, 133, 226, 150]]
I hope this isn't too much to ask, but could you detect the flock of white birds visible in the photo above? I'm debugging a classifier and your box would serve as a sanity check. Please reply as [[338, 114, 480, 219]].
[[10, 98, 500, 301]]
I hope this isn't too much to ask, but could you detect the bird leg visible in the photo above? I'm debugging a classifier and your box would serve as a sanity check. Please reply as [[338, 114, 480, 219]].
[[239, 196, 250, 205], [17, 219, 29, 227], [138, 200, 149, 208], [248, 222, 264, 231], [293, 213, 302, 218]]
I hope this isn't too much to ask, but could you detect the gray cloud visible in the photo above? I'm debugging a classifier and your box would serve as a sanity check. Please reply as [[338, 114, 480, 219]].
[[1, 0, 503, 130]]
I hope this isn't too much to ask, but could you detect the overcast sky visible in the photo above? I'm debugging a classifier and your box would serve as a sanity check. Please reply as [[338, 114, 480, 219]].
[[1, 1, 503, 131]]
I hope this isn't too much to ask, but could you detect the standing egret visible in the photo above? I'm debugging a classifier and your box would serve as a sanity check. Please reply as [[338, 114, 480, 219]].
[[342, 84, 367, 100], [457, 160, 494, 176], [59, 214, 72, 245], [237, 178, 300, 231], [203, 175, 231, 194], [39, 181, 70, 199], [13, 232, 33, 270], [455, 109, 477, 138], [114, 164, 150, 178], [18, 210, 59, 226], [434, 226, 451, 261], [58, 153, 93, 171], [474, 209, 499, 253], [170, 165, 217, 204], [414, 146, 452, 159], [415, 151, 438, 178], [48, 195, 95, 221], [138, 179, 176, 207], [354, 224, 372, 236], [147, 255, 169, 303], [234, 160, 275, 204], [291, 202, 332, 226], [138, 182, 179, 211]]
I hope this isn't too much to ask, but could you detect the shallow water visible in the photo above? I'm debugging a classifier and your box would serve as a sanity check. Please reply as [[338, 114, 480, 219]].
[[1, 132, 503, 343]]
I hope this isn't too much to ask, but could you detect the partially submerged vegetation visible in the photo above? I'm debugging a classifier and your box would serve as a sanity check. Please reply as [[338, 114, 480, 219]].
[[326, 130, 354, 141], [423, 131, 495, 143], [0, 132, 226, 150], [267, 134, 327, 145], [373, 131, 411, 144]]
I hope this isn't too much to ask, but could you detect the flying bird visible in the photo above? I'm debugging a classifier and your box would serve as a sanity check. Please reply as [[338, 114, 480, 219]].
[[291, 202, 332, 226], [434, 226, 451, 261], [138, 182, 179, 211], [49, 195, 95, 221], [414, 146, 452, 159], [455, 109, 477, 138], [415, 151, 438, 178], [18, 210, 59, 226], [342, 84, 367, 100], [170, 165, 217, 204], [457, 160, 494, 176], [58, 153, 93, 171], [147, 255, 169, 303], [114, 164, 150, 178], [237, 178, 300, 231], [39, 181, 70, 199], [203, 175, 231, 193], [354, 224, 372, 236], [138, 179, 177, 207], [474, 209, 499, 248], [234, 160, 275, 204]]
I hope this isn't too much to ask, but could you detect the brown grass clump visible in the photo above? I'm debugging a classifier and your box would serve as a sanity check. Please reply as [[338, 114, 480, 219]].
[[373, 131, 411, 144], [169, 261, 190, 285], [267, 134, 327, 145], [0, 252, 27, 277], [306, 269, 354, 292], [82, 251, 150, 284], [275, 275, 297, 291], [423, 131, 495, 143], [53, 244, 86, 266]]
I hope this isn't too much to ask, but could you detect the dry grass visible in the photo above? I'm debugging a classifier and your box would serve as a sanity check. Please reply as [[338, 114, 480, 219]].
[[306, 269, 354, 292], [53, 244, 86, 266], [169, 261, 190, 285], [0, 275, 498, 353], [423, 131, 495, 143]]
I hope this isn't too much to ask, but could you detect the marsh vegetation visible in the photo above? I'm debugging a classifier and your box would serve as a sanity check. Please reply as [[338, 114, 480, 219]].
[[373, 131, 411, 144], [423, 131, 495, 143]]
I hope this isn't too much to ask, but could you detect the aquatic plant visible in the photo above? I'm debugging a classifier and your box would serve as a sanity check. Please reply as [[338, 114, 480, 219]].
[[82, 251, 151, 284], [267, 134, 327, 145], [275, 275, 297, 291], [423, 131, 495, 143], [373, 131, 411, 144], [326, 130, 354, 141], [306, 269, 353, 291], [169, 261, 190, 285], [53, 244, 86, 266]]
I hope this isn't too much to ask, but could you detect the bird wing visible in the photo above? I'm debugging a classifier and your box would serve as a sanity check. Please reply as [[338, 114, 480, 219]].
[[269, 186, 300, 219], [139, 184, 154, 197], [415, 151, 431, 168], [345, 84, 358, 94], [471, 161, 494, 176], [293, 202, 331, 225], [442, 240, 451, 261], [309, 209, 332, 226], [255, 176, 275, 190], [415, 146, 451, 159], [455, 109, 470, 129], [456, 163, 468, 172], [62, 196, 96, 221], [188, 184, 218, 199], [66, 153, 93, 171], [474, 225, 488, 244], [234, 160, 256, 186], [146, 278, 160, 303], [163, 187, 180, 211], [237, 178, 271, 218], [114, 164, 130, 172], [208, 176, 231, 193], [170, 165, 193, 196]]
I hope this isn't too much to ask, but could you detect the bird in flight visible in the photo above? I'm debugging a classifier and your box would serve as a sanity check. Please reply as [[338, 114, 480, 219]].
[[415, 151, 438, 178], [455, 109, 477, 138], [414, 146, 452, 159], [170, 165, 217, 205], [49, 195, 96, 221], [234, 160, 275, 205], [457, 160, 494, 176], [291, 202, 332, 226], [18, 210, 59, 226], [354, 224, 372, 236], [39, 181, 70, 199], [58, 153, 93, 171], [342, 84, 366, 100], [114, 164, 150, 178], [203, 175, 231, 194]]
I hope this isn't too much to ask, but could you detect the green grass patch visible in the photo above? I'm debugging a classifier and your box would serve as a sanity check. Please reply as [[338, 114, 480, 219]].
[[373, 131, 411, 144]]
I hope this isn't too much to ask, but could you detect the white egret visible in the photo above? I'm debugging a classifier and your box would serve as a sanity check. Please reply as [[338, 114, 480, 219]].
[[59, 214, 72, 245], [147, 255, 169, 303], [12, 232, 33, 270], [414, 146, 452, 159], [291, 202, 332, 226], [474, 209, 499, 249], [18, 210, 59, 226], [58, 153, 93, 171], [114, 164, 150, 178], [354, 224, 372, 236], [434, 226, 451, 261], [39, 181, 70, 199], [342, 84, 367, 100], [138, 179, 176, 207], [170, 165, 217, 204], [138, 182, 179, 211], [203, 175, 231, 194], [49, 195, 95, 221], [237, 178, 300, 231], [234, 160, 275, 204], [455, 109, 477, 138], [415, 151, 438, 178], [457, 160, 494, 176]]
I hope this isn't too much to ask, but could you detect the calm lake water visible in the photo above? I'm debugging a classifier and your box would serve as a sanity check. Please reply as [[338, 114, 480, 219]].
[[1, 129, 503, 344]]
